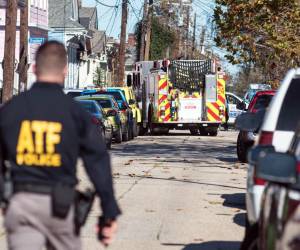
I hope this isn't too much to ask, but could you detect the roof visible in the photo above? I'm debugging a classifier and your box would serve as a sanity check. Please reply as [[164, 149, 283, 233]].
[[79, 7, 97, 30], [79, 7, 96, 18], [49, 0, 86, 29]]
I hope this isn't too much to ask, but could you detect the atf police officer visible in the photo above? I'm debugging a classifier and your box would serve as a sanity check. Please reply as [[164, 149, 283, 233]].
[[0, 41, 121, 250]]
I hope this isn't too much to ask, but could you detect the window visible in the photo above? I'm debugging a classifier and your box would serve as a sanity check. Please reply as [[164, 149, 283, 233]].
[[96, 99, 112, 109], [87, 61, 90, 75], [276, 78, 300, 131], [79, 101, 98, 114], [253, 95, 273, 110], [227, 95, 238, 105]]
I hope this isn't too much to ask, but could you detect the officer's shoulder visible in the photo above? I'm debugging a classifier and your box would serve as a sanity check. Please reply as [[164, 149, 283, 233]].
[[0, 91, 28, 114], [65, 94, 90, 118]]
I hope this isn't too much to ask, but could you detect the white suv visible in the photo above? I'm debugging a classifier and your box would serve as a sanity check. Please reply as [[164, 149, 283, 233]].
[[246, 68, 300, 226]]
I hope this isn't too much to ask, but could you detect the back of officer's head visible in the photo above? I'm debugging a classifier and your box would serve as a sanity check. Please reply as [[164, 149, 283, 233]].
[[34, 41, 67, 83]]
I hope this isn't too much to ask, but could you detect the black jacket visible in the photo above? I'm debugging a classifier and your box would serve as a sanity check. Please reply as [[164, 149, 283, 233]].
[[0, 82, 120, 219]]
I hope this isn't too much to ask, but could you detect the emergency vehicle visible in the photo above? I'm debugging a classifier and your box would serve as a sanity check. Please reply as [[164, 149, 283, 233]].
[[133, 60, 226, 136]]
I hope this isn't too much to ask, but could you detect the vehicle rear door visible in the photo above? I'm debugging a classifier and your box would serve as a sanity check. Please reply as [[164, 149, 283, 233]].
[[273, 78, 300, 151]]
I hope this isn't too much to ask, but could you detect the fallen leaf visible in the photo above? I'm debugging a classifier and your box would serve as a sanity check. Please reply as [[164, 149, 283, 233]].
[[208, 201, 222, 205], [145, 209, 155, 213], [193, 238, 203, 242]]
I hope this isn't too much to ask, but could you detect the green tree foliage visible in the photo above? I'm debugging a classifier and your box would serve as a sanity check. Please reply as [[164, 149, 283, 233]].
[[135, 17, 178, 61], [214, 0, 300, 79], [149, 17, 176, 60]]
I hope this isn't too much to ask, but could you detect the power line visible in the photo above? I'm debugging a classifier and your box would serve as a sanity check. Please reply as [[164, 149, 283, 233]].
[[95, 0, 119, 8]]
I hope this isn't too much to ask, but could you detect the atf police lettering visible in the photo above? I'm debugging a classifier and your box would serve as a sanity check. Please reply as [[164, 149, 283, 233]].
[[16, 120, 62, 167]]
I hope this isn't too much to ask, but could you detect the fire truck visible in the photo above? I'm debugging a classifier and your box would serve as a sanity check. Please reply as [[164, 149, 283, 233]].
[[133, 60, 226, 136]]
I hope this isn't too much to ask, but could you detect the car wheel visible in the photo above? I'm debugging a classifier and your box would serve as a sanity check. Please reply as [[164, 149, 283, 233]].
[[106, 138, 112, 149], [129, 123, 134, 140], [199, 128, 208, 136], [209, 129, 218, 137], [133, 119, 138, 137], [240, 223, 258, 250], [122, 126, 129, 141], [139, 125, 148, 136], [115, 126, 122, 143], [237, 133, 247, 163], [190, 128, 199, 135]]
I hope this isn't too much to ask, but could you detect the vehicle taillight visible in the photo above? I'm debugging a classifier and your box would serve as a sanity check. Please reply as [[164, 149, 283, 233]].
[[91, 116, 100, 124], [258, 131, 273, 145], [219, 106, 225, 117], [297, 162, 300, 173], [254, 176, 266, 185]]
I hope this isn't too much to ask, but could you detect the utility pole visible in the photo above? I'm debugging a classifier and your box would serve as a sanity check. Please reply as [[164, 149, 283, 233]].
[[18, 0, 29, 93], [184, 5, 190, 59], [144, 1, 152, 61], [192, 13, 196, 58], [2, 0, 18, 103], [139, 0, 148, 61], [199, 26, 206, 55], [117, 0, 128, 86]]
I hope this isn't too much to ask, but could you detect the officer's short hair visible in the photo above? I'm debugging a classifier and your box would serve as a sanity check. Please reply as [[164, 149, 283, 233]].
[[35, 41, 67, 75]]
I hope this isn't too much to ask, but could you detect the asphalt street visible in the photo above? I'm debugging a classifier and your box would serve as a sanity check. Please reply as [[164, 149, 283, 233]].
[[0, 130, 247, 250]]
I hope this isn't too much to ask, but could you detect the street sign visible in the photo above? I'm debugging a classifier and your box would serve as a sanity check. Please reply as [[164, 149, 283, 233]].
[[29, 37, 45, 44]]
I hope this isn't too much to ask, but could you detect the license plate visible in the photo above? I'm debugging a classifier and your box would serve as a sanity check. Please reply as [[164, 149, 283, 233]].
[[178, 124, 183, 127]]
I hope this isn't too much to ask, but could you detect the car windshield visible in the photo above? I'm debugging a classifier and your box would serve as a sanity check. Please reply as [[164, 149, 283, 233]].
[[247, 90, 258, 102], [107, 92, 123, 102], [79, 101, 99, 115], [96, 99, 112, 108], [253, 95, 273, 110], [276, 78, 300, 131], [107, 92, 127, 109]]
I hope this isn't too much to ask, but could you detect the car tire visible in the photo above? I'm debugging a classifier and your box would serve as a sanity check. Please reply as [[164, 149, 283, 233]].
[[139, 125, 148, 136], [133, 119, 138, 137], [190, 128, 199, 135], [106, 137, 112, 149], [199, 128, 208, 136], [122, 126, 129, 141], [240, 222, 258, 250], [115, 127, 122, 143], [209, 129, 218, 137], [237, 132, 247, 163]]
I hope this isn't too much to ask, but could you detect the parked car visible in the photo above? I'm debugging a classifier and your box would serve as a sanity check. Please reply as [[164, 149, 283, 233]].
[[63, 88, 84, 98], [243, 83, 272, 106], [236, 90, 276, 162], [76, 95, 124, 143], [82, 89, 134, 141], [225, 92, 245, 126], [241, 127, 300, 250], [108, 86, 141, 137], [236, 68, 300, 247], [77, 99, 113, 149]]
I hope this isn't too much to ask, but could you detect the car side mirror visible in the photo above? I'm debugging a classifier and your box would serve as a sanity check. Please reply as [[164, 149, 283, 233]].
[[128, 99, 135, 105], [256, 152, 297, 184], [248, 145, 275, 165], [235, 109, 266, 132], [106, 110, 117, 117]]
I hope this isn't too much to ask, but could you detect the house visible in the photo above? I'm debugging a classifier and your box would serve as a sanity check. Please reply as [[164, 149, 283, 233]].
[[48, 0, 88, 89], [0, 0, 49, 91], [78, 6, 106, 88]]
